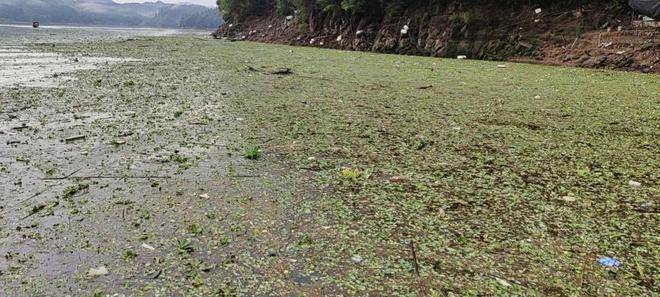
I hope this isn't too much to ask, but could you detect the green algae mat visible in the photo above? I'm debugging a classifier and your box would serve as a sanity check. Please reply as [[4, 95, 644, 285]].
[[1, 36, 658, 296]]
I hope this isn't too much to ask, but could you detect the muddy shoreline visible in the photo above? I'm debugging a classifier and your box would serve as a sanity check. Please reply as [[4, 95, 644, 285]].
[[215, 3, 659, 73]]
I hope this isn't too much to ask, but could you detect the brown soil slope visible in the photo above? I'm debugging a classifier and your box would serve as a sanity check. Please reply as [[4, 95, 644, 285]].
[[215, 2, 659, 73]]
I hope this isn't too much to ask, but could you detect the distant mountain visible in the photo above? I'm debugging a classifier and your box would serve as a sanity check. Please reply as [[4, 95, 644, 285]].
[[0, 0, 223, 29]]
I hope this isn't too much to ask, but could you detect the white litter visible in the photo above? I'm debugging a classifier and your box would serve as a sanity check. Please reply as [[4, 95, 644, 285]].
[[401, 25, 410, 35], [141, 243, 156, 251], [351, 255, 364, 264], [535, 8, 542, 14], [87, 266, 109, 278], [559, 196, 577, 202], [496, 277, 512, 287]]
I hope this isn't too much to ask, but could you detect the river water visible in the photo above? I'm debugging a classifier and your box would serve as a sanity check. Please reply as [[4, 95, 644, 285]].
[[0, 24, 210, 44], [0, 24, 210, 88]]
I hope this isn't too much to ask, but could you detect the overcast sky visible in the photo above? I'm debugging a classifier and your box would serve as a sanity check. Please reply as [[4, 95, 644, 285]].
[[113, 0, 217, 7]]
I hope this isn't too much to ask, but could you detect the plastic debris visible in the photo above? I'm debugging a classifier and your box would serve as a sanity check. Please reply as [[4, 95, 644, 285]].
[[598, 257, 621, 268], [199, 193, 210, 199], [351, 255, 364, 264], [141, 243, 156, 251], [87, 266, 109, 277], [559, 195, 576, 202], [637, 202, 653, 213], [457, 55, 467, 59], [628, 180, 641, 188], [535, 8, 542, 14], [495, 277, 512, 287]]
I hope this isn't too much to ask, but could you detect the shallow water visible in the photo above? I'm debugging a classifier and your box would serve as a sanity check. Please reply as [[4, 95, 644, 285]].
[[0, 25, 206, 88], [0, 45, 136, 88], [0, 24, 210, 44]]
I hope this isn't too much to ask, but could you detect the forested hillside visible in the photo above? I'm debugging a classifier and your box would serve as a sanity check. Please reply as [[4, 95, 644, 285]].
[[217, 0, 627, 23], [0, 0, 223, 29]]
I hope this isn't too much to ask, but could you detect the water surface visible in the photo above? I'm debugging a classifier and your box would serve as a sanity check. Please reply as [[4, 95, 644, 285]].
[[0, 24, 210, 44], [0, 25, 208, 87]]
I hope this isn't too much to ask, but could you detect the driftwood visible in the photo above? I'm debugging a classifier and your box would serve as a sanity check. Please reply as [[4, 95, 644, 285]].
[[246, 66, 293, 75], [43, 175, 172, 180], [408, 240, 420, 277]]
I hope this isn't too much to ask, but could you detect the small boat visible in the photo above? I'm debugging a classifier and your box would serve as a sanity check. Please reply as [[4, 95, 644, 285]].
[[32, 22, 40, 28]]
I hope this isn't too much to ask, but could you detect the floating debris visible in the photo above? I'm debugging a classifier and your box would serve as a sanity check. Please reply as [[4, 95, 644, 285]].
[[64, 135, 86, 143], [87, 266, 109, 278], [495, 277, 512, 287], [559, 195, 576, 202], [351, 255, 364, 264], [598, 257, 621, 268]]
